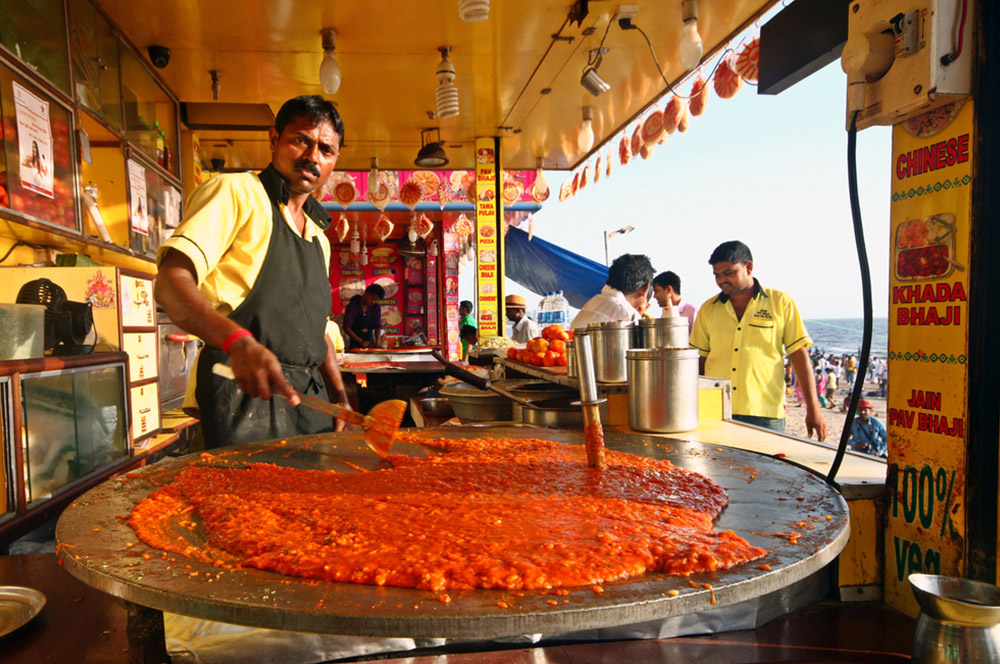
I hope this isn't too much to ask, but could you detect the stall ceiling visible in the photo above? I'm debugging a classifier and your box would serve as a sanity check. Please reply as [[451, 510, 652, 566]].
[[94, 0, 775, 172]]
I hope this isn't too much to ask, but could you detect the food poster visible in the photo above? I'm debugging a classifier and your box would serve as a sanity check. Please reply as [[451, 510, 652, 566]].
[[12, 81, 54, 199], [127, 159, 148, 235], [332, 242, 405, 337], [426, 252, 439, 346], [475, 137, 502, 339], [323, 169, 541, 209], [884, 99, 972, 615], [403, 255, 425, 338], [443, 226, 461, 361]]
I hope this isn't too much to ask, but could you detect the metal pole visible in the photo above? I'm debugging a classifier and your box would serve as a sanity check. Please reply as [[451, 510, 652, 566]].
[[604, 231, 610, 266]]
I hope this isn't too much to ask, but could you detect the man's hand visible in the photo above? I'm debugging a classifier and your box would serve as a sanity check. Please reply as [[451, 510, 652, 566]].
[[227, 336, 299, 405], [804, 406, 828, 442]]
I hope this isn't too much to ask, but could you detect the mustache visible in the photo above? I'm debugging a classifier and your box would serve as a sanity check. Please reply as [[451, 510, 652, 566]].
[[295, 160, 320, 177]]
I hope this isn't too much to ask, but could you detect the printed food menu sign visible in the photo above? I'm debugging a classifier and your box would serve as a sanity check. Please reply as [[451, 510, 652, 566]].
[[475, 137, 501, 339], [13, 81, 54, 199], [884, 99, 971, 614]]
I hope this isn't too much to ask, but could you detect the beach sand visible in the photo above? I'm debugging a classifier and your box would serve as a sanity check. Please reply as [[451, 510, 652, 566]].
[[783, 380, 887, 443]]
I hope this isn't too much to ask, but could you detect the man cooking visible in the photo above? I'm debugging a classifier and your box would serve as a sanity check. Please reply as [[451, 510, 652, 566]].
[[571, 253, 654, 329], [652, 270, 698, 331], [343, 283, 386, 349], [155, 95, 350, 448], [505, 294, 540, 343], [690, 240, 827, 440]]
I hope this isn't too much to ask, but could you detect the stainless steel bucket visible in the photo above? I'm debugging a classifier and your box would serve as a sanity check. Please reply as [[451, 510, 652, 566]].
[[626, 347, 700, 432], [633, 317, 689, 349], [910, 574, 1000, 664], [586, 321, 633, 383], [565, 339, 577, 378]]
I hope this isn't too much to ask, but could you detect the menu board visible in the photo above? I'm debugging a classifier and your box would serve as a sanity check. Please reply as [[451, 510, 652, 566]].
[[442, 229, 460, 361], [474, 137, 501, 338], [883, 99, 972, 615], [426, 251, 439, 346], [331, 242, 404, 337]]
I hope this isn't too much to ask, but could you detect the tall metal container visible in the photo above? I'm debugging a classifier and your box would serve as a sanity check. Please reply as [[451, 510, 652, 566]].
[[633, 317, 689, 349], [565, 339, 577, 378], [586, 321, 633, 383], [627, 347, 700, 432]]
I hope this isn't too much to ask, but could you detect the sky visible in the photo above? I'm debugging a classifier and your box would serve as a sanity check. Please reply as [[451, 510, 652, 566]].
[[461, 59, 894, 322]]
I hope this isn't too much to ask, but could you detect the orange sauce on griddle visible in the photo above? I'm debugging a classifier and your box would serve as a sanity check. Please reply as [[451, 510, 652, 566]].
[[129, 436, 766, 591]]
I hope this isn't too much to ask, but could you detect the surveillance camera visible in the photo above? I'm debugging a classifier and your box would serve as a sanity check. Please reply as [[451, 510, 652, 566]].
[[148, 45, 171, 69]]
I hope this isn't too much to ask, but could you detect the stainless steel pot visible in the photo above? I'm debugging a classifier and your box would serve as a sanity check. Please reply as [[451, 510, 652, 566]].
[[565, 339, 577, 378], [633, 317, 689, 349], [586, 320, 633, 383], [520, 398, 584, 429], [910, 574, 1000, 664], [626, 347, 700, 432]]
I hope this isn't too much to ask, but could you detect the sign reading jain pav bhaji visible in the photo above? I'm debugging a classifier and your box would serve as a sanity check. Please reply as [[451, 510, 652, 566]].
[[475, 137, 501, 338], [884, 99, 972, 615]]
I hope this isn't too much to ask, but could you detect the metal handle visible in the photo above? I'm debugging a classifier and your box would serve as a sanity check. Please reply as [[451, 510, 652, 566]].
[[431, 349, 491, 390]]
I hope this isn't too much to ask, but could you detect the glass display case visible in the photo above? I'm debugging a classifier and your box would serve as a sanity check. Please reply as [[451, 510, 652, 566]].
[[120, 47, 178, 177], [0, 0, 71, 94], [20, 361, 128, 503], [0, 375, 12, 524], [69, 0, 122, 130], [0, 60, 80, 232]]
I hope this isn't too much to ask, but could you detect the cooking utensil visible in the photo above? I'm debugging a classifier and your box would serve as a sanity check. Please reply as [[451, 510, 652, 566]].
[[627, 348, 700, 433], [586, 320, 633, 382], [439, 382, 513, 422], [633, 317, 689, 349], [573, 332, 606, 467], [520, 398, 584, 428], [909, 573, 1000, 664], [0, 586, 46, 637], [431, 350, 535, 408], [565, 338, 577, 378], [211, 363, 404, 457]]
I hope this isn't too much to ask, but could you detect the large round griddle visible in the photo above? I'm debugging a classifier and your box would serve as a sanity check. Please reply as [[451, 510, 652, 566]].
[[55, 427, 849, 638]]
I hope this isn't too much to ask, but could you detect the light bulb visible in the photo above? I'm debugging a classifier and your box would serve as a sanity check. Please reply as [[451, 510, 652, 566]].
[[678, 1, 703, 71], [367, 158, 380, 193], [534, 159, 548, 194], [408, 229, 418, 243], [320, 50, 341, 94], [577, 118, 594, 153]]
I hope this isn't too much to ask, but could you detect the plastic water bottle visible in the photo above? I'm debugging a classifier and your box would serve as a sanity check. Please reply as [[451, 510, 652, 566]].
[[552, 291, 570, 328], [537, 293, 549, 325]]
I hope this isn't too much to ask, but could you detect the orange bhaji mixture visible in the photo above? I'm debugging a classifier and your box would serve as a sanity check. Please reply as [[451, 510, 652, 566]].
[[128, 436, 766, 591]]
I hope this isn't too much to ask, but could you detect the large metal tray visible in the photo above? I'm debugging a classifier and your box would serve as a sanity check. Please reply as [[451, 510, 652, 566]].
[[55, 427, 849, 638]]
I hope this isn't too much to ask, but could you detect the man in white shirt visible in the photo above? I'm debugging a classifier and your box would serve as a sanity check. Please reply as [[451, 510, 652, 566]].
[[652, 270, 698, 332], [571, 254, 654, 329], [505, 294, 541, 342]]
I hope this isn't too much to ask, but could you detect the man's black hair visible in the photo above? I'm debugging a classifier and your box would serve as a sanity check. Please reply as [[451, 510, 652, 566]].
[[460, 300, 474, 313], [652, 271, 681, 294], [365, 283, 386, 299], [607, 254, 655, 295], [708, 240, 753, 265], [275, 96, 345, 148]]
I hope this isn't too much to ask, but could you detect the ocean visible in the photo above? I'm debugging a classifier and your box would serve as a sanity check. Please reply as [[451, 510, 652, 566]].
[[803, 317, 889, 359]]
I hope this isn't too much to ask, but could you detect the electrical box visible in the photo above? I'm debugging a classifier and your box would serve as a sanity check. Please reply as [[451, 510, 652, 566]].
[[842, 0, 973, 130]]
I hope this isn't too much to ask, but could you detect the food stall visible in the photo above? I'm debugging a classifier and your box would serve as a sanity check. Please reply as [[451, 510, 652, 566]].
[[0, 0, 997, 663]]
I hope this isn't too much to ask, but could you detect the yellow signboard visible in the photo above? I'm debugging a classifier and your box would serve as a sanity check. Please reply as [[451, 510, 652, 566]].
[[885, 100, 972, 614], [475, 137, 502, 338]]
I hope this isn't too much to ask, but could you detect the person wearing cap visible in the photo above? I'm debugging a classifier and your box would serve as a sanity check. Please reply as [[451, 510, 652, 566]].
[[571, 253, 655, 329], [505, 294, 540, 343], [849, 399, 888, 457], [690, 240, 827, 440]]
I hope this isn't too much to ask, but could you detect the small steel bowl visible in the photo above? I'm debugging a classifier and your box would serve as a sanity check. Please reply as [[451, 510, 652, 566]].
[[420, 397, 454, 417]]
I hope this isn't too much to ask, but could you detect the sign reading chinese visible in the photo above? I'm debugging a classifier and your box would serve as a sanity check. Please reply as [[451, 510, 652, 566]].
[[884, 99, 972, 615]]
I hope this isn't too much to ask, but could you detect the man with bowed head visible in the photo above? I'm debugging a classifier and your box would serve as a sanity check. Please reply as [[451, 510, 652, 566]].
[[690, 240, 827, 440], [155, 95, 350, 448], [571, 254, 655, 329]]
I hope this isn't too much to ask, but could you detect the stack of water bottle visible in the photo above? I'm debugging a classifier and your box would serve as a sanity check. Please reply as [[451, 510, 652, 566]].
[[537, 291, 570, 328]]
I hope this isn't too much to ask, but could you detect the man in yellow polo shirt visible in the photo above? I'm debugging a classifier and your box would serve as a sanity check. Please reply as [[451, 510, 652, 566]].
[[690, 241, 827, 440], [155, 96, 350, 448]]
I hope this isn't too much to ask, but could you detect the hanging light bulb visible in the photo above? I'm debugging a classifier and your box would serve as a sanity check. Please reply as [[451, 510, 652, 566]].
[[577, 106, 595, 153], [367, 157, 380, 193], [360, 235, 368, 265], [319, 29, 341, 94], [408, 214, 418, 243], [458, 0, 489, 22], [435, 46, 459, 119], [534, 157, 548, 195], [678, 0, 703, 71], [349, 228, 360, 254]]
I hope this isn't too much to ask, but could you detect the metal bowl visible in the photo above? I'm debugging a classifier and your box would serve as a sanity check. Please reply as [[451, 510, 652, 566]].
[[439, 382, 513, 422], [520, 398, 584, 429], [419, 397, 454, 418], [505, 381, 576, 402]]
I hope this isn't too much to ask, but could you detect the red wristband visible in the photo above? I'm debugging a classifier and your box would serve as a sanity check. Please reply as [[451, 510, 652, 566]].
[[222, 329, 253, 355]]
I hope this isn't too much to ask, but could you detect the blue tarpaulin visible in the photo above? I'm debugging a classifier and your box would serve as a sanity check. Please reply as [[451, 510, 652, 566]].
[[504, 226, 608, 309]]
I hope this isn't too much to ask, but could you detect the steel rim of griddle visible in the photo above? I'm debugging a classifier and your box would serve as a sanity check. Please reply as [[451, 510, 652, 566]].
[[55, 428, 850, 638]]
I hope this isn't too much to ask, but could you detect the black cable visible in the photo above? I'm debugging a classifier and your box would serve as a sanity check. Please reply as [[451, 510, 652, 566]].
[[826, 110, 875, 486], [500, 15, 572, 130], [632, 23, 731, 101], [0, 241, 27, 264]]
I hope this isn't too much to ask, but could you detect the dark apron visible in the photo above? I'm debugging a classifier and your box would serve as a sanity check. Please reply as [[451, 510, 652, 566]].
[[195, 166, 333, 448]]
